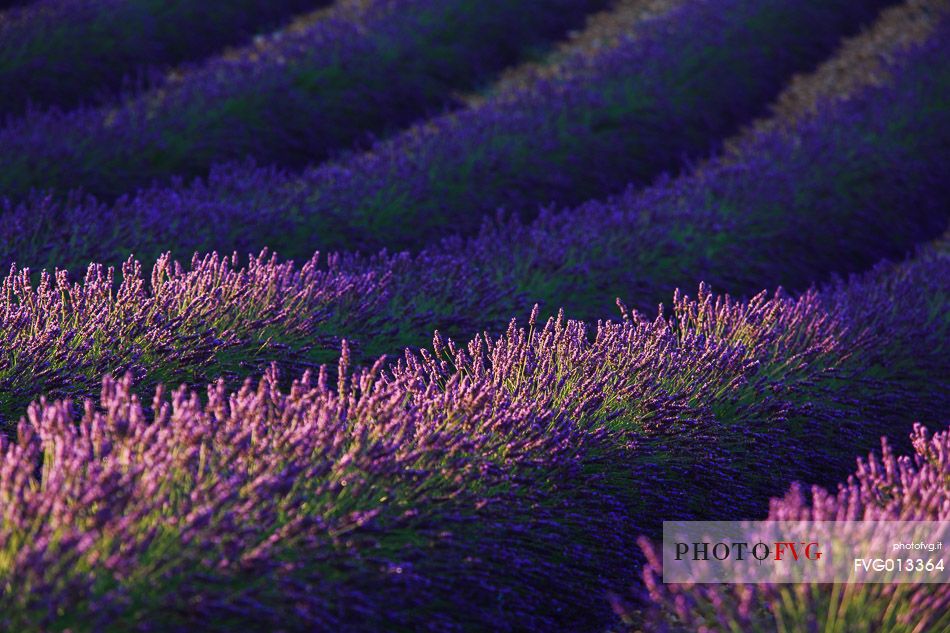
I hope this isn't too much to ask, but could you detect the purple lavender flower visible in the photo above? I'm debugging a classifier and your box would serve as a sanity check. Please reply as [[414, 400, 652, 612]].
[[0, 250, 388, 426]]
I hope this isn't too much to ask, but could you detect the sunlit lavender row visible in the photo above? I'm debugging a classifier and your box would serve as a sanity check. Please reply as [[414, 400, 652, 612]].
[[0, 0, 329, 115], [0, 251, 389, 427], [0, 0, 609, 202], [0, 233, 946, 630]]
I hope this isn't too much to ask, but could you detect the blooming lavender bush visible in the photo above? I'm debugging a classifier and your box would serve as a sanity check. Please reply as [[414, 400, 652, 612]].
[[0, 0, 328, 115], [0, 251, 388, 427], [0, 0, 608, 202], [631, 422, 950, 632], [0, 362, 612, 630], [421, 230, 949, 509]]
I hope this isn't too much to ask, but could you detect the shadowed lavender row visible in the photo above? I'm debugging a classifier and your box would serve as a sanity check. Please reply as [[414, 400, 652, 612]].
[[0, 0, 330, 116], [630, 422, 950, 632], [0, 0, 610, 202], [0, 0, 914, 270], [474, 0, 950, 323], [0, 237, 945, 630], [278, 0, 895, 253]]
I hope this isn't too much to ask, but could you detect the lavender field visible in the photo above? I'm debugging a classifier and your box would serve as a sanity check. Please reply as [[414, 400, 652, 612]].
[[0, 0, 947, 631]]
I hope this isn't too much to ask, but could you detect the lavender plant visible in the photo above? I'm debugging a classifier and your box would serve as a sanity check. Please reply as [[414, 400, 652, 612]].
[[631, 422, 950, 632], [386, 230, 948, 571], [0, 251, 388, 426], [0, 0, 329, 115], [399, 238, 948, 624], [0, 362, 612, 630], [0, 0, 608, 202]]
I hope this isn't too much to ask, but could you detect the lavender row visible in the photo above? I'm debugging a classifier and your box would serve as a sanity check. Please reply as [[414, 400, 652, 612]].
[[0, 237, 945, 629], [0, 0, 609, 202], [0, 243, 518, 428], [0, 251, 393, 428], [0, 0, 895, 259], [715, 0, 949, 152], [0, 364, 612, 630], [407, 235, 950, 518], [0, 0, 329, 116], [630, 422, 950, 632]]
